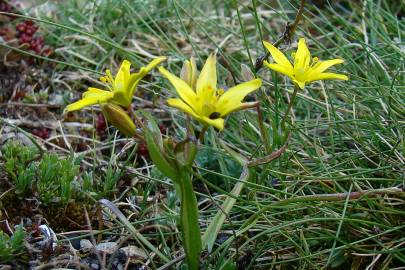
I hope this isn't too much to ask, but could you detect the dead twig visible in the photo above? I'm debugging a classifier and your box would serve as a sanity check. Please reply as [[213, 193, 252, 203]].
[[247, 135, 290, 167]]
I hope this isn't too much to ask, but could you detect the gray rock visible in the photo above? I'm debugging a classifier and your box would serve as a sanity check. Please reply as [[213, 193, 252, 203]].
[[95, 242, 118, 254], [120, 245, 148, 260], [80, 239, 94, 251]]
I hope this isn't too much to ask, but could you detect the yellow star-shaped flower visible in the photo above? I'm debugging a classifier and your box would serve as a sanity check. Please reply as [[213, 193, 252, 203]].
[[263, 38, 348, 89], [64, 57, 166, 113], [159, 54, 262, 131]]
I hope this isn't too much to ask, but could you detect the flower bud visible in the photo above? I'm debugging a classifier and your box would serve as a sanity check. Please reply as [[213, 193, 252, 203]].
[[100, 103, 136, 137], [180, 57, 197, 89], [174, 138, 197, 168]]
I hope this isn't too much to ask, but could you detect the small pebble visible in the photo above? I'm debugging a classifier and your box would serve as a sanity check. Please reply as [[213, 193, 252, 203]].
[[80, 239, 93, 251]]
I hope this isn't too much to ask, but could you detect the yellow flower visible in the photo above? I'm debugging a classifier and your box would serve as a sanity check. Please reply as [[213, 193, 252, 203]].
[[159, 54, 262, 131], [64, 57, 166, 113], [263, 38, 348, 89]]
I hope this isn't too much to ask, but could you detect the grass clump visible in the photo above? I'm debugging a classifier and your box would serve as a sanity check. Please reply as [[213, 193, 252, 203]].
[[0, 141, 117, 230], [0, 225, 26, 263], [1, 141, 80, 204], [36, 153, 80, 204]]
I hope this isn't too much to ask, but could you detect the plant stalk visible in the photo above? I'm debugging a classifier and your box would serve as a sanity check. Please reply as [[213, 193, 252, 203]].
[[179, 169, 202, 270], [255, 103, 272, 153], [280, 85, 300, 128]]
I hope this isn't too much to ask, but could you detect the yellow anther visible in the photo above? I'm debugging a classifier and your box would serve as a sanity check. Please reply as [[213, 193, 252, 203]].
[[217, 89, 224, 96], [105, 69, 114, 83], [100, 76, 107, 83], [311, 57, 321, 68]]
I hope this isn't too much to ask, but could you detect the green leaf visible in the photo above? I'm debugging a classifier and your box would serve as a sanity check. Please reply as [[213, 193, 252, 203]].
[[179, 169, 202, 270], [202, 140, 249, 252]]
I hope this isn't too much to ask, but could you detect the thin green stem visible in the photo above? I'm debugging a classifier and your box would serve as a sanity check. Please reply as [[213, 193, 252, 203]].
[[255, 103, 272, 153], [280, 85, 300, 128], [234, 0, 255, 72]]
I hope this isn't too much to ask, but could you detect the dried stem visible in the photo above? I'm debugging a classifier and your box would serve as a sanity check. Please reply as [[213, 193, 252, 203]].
[[255, 0, 306, 71], [248, 134, 290, 167]]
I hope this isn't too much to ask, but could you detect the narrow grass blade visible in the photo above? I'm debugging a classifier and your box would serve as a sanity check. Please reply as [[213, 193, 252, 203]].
[[98, 199, 170, 263], [202, 140, 249, 252]]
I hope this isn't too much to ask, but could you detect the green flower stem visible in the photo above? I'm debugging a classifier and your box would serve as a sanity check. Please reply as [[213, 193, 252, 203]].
[[255, 102, 272, 153], [179, 168, 202, 270], [280, 85, 300, 128]]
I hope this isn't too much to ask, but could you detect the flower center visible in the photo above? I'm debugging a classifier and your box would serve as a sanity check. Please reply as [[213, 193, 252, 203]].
[[294, 67, 307, 81], [209, 112, 221, 119], [294, 57, 319, 82], [197, 86, 225, 118]]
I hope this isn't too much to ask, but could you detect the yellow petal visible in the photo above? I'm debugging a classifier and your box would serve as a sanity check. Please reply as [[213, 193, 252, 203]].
[[264, 61, 294, 78], [263, 41, 293, 72], [159, 67, 197, 108], [216, 79, 262, 116], [143, 56, 167, 73], [167, 98, 224, 130], [114, 60, 131, 92], [167, 98, 199, 119], [196, 54, 217, 96], [65, 88, 114, 112], [108, 60, 132, 107], [200, 116, 224, 131], [306, 72, 348, 82], [312, 59, 344, 73], [65, 96, 110, 113], [117, 57, 167, 107], [294, 38, 311, 70], [82, 87, 113, 99], [293, 80, 306, 89]]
